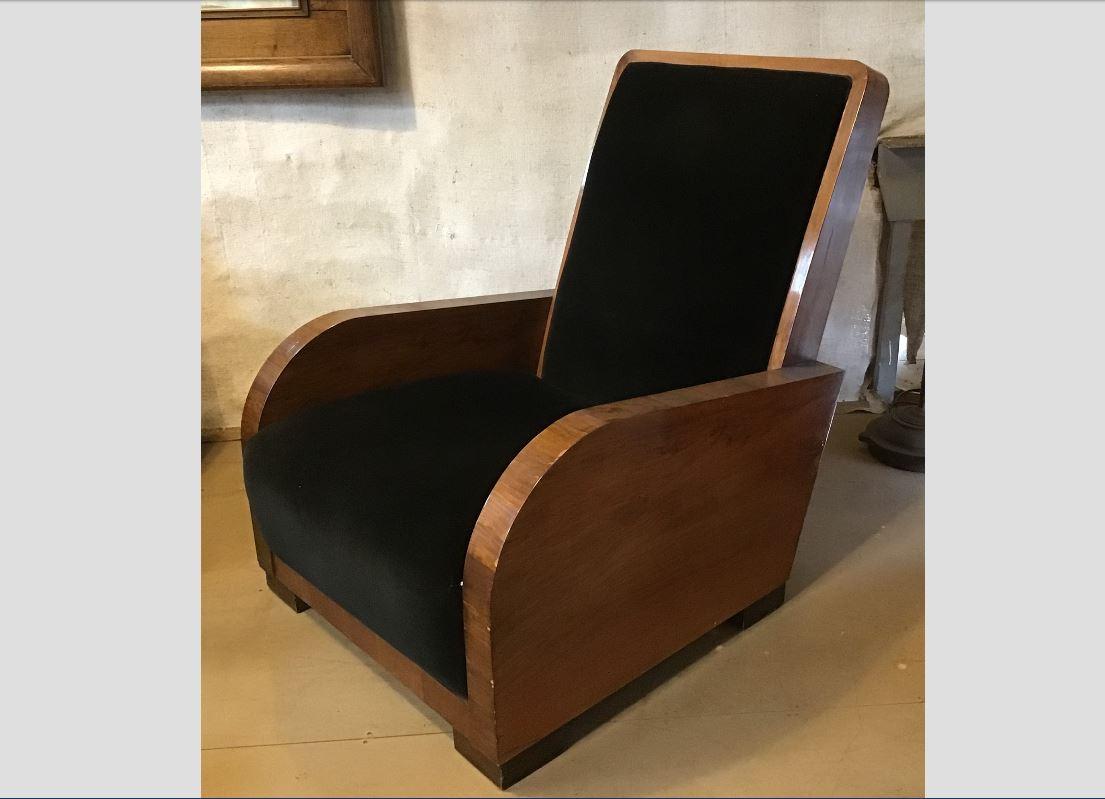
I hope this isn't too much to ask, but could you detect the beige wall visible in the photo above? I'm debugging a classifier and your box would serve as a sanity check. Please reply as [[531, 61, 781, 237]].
[[201, 0, 924, 432]]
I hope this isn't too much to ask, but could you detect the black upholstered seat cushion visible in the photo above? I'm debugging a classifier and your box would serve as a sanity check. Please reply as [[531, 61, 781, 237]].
[[242, 371, 582, 696], [541, 62, 852, 406]]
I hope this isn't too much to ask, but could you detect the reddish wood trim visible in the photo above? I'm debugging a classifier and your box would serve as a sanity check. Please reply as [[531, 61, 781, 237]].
[[773, 65, 889, 366], [536, 50, 888, 375], [240, 290, 553, 442], [464, 362, 843, 760], [782, 67, 892, 364]]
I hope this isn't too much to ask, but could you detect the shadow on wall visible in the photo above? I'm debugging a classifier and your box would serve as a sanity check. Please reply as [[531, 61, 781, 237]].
[[200, 0, 416, 131]]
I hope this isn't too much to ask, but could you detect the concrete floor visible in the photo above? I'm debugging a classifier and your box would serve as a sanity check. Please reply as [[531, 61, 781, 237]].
[[201, 410, 923, 797]]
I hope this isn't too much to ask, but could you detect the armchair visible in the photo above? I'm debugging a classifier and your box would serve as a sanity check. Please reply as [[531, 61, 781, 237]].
[[241, 50, 887, 786]]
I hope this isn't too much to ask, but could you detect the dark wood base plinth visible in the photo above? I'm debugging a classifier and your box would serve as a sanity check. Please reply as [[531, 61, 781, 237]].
[[734, 583, 786, 630], [266, 574, 310, 613], [454, 583, 787, 788]]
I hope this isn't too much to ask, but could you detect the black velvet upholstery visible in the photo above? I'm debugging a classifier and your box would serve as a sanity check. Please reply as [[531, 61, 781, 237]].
[[541, 62, 852, 405], [243, 372, 582, 695]]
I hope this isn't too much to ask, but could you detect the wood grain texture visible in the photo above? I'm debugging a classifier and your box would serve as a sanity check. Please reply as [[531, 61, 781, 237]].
[[240, 290, 553, 442], [202, 0, 383, 90], [201, 8, 350, 59], [202, 0, 309, 20], [347, 0, 383, 82], [464, 362, 843, 760], [777, 64, 889, 366]]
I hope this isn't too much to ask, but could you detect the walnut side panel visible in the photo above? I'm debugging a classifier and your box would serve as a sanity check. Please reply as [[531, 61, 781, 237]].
[[466, 364, 842, 759], [241, 290, 553, 441]]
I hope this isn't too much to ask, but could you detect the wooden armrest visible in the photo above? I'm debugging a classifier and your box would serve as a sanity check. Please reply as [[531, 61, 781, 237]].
[[241, 290, 553, 441], [463, 362, 842, 759]]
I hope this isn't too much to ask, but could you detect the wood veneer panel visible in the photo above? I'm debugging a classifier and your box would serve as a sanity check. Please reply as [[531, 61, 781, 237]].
[[465, 362, 843, 758], [241, 290, 553, 441]]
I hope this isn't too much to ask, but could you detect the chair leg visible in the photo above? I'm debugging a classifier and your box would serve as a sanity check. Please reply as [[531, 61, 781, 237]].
[[454, 723, 596, 790], [738, 583, 786, 629], [253, 520, 309, 612], [266, 573, 310, 613], [453, 731, 512, 789]]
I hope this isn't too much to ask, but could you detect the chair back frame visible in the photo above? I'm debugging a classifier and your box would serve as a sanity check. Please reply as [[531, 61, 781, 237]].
[[536, 50, 889, 377]]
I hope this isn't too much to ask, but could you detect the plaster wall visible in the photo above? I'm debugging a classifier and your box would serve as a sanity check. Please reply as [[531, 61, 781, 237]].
[[201, 0, 924, 431]]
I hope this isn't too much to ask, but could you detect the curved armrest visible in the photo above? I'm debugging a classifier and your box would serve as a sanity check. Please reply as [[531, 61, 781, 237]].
[[241, 290, 553, 441], [463, 362, 842, 759]]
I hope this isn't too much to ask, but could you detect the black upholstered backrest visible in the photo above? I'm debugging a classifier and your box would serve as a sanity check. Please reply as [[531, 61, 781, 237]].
[[540, 61, 852, 406]]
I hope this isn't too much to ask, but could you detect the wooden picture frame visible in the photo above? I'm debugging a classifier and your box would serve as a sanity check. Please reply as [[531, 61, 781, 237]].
[[201, 0, 310, 21], [201, 0, 383, 90]]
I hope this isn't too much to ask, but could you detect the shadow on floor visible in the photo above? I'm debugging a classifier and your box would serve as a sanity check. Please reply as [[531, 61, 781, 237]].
[[789, 411, 924, 594]]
